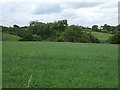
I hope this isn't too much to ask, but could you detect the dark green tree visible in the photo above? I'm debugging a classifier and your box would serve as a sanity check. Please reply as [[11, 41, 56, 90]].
[[92, 25, 98, 31], [108, 32, 120, 44], [63, 25, 83, 42]]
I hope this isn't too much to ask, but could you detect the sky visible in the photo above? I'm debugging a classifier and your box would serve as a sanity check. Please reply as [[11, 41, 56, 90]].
[[0, 0, 119, 27]]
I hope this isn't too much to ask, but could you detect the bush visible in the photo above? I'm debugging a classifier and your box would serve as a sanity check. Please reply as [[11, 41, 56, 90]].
[[63, 25, 100, 43], [56, 36, 64, 42], [19, 31, 33, 41], [63, 25, 83, 42], [32, 35, 42, 41], [88, 33, 100, 43], [77, 33, 100, 43], [108, 32, 120, 44]]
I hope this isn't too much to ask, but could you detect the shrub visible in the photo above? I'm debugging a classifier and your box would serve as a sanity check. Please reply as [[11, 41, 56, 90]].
[[19, 31, 33, 41], [88, 33, 100, 43], [32, 35, 42, 41], [108, 32, 120, 44], [63, 25, 83, 42], [77, 33, 100, 43], [56, 36, 64, 42]]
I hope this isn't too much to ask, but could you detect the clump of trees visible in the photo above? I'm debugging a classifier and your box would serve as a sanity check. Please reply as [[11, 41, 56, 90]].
[[92, 25, 98, 32], [2, 19, 100, 43], [91, 24, 118, 34], [63, 25, 99, 43], [91, 24, 120, 44], [28, 20, 68, 41], [2, 19, 120, 44]]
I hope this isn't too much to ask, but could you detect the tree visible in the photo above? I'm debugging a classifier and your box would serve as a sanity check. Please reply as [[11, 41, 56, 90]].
[[92, 25, 98, 31], [32, 35, 42, 41], [57, 20, 68, 32], [108, 32, 120, 44], [103, 24, 112, 33], [19, 31, 33, 41], [28, 20, 68, 40], [63, 25, 83, 42], [29, 21, 45, 35], [117, 25, 120, 32], [13, 24, 20, 28]]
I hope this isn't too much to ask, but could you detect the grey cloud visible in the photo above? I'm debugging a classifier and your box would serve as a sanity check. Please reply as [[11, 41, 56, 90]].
[[99, 2, 117, 9], [33, 3, 62, 14], [119, 2, 120, 24], [32, 2, 103, 15], [1, 1, 118, 27], [62, 2, 104, 9], [2, 2, 33, 13]]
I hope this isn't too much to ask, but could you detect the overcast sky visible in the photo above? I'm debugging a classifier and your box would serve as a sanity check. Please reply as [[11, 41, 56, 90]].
[[0, 0, 118, 27]]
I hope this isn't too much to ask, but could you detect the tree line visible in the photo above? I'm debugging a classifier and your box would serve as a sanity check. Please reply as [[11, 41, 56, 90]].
[[1, 19, 120, 44], [92, 24, 119, 33]]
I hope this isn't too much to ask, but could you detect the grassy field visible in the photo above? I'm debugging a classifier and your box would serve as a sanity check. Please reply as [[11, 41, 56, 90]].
[[2, 33, 21, 41], [3, 41, 118, 88], [0, 33, 1, 41], [91, 32, 113, 43], [0, 41, 2, 89]]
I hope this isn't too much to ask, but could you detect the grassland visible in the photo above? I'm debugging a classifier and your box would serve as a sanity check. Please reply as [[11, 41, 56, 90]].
[[91, 32, 113, 43], [0, 33, 2, 41], [0, 41, 2, 89], [2, 33, 21, 41], [3, 41, 118, 88]]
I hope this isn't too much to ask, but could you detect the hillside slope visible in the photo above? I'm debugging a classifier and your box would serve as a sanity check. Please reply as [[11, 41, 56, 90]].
[[91, 32, 113, 42], [2, 33, 21, 41]]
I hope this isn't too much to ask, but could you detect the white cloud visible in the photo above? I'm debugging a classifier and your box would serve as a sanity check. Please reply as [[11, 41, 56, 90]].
[[0, 0, 118, 27], [0, 0, 119, 3], [32, 3, 62, 14]]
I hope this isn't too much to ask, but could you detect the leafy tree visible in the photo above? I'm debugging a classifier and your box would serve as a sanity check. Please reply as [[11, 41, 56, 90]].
[[29, 21, 45, 35], [117, 25, 120, 32], [13, 25, 20, 28], [28, 20, 68, 40], [88, 33, 100, 43], [57, 20, 68, 32], [92, 25, 98, 31], [32, 35, 42, 41], [108, 32, 120, 44], [63, 25, 83, 42], [103, 24, 112, 33], [19, 31, 33, 41]]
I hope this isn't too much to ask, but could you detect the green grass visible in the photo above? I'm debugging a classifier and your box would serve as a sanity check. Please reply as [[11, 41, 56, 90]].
[[91, 32, 113, 42], [2, 33, 21, 41], [0, 33, 2, 41], [0, 41, 2, 89], [3, 41, 118, 88]]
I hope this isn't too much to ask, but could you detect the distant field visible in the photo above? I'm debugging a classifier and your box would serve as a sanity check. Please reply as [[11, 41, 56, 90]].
[[91, 32, 113, 42], [3, 42, 118, 88], [2, 33, 21, 41]]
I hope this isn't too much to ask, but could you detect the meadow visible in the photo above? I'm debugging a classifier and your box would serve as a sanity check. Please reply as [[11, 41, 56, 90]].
[[2, 33, 21, 41], [91, 32, 113, 43], [0, 41, 2, 89], [2, 41, 118, 88]]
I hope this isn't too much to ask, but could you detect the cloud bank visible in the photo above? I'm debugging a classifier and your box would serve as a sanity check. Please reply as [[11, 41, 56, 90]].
[[0, 0, 118, 27]]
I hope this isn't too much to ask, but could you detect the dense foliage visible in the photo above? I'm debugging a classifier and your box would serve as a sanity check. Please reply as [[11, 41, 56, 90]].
[[2, 20, 99, 43], [108, 32, 120, 44], [91, 24, 118, 34], [1, 19, 119, 43]]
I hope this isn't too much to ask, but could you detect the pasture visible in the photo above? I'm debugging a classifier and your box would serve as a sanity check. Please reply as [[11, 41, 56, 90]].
[[91, 32, 113, 43], [2, 41, 118, 88], [0, 41, 2, 89], [2, 33, 21, 41]]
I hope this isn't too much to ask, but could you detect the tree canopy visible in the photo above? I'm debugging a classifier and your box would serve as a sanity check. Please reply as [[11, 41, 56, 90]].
[[2, 19, 119, 44]]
